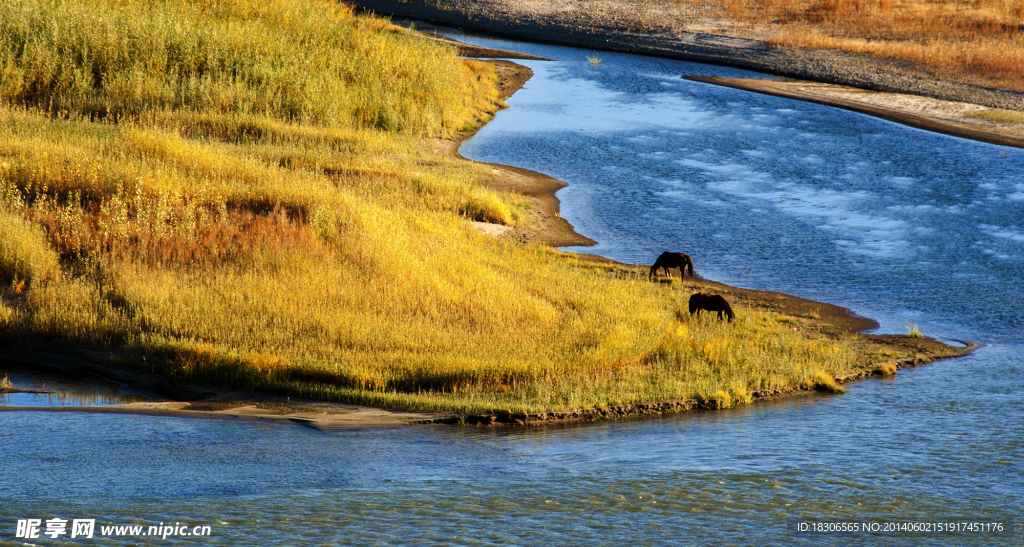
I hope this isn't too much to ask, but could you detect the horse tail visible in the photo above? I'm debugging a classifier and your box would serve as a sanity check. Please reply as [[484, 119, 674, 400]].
[[686, 259, 694, 278]]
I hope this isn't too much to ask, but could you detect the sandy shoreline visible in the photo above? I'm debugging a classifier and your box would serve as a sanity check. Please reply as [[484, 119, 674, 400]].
[[686, 76, 1024, 149], [0, 401, 437, 431], [0, 38, 979, 431]]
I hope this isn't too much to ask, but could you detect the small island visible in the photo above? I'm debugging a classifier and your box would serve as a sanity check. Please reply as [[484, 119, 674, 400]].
[[0, 0, 977, 429]]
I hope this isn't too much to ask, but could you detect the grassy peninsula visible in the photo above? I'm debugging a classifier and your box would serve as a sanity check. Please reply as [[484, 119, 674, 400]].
[[0, 0, 962, 418]]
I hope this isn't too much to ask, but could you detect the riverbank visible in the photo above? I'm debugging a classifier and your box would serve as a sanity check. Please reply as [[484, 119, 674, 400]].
[[0, 39, 976, 430], [353, 0, 1024, 149], [0, 297, 976, 430], [0, 311, 976, 430], [687, 76, 1024, 149], [349, 0, 1024, 111]]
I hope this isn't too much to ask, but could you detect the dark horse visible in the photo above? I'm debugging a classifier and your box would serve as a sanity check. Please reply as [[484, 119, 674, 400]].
[[650, 251, 694, 279], [689, 293, 735, 322]]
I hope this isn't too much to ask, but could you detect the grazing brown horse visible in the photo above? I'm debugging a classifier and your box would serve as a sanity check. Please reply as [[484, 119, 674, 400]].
[[650, 251, 694, 279], [689, 293, 735, 322]]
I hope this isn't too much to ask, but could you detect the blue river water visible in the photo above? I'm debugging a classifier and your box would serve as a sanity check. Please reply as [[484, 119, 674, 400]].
[[0, 363, 146, 407], [2, 33, 1021, 546]]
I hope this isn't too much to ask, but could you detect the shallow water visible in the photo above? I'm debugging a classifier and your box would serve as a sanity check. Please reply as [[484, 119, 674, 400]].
[[0, 363, 146, 407], [2, 33, 1021, 546]]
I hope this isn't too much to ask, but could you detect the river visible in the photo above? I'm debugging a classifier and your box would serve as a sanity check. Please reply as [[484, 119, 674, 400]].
[[1, 32, 1020, 546]]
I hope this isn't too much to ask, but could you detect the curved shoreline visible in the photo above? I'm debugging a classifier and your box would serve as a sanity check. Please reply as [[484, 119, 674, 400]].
[[431, 41, 979, 426], [364, 0, 1024, 149], [0, 41, 979, 430]]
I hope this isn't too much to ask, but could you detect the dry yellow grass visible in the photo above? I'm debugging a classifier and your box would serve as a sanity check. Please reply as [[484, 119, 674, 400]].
[[804, 370, 845, 393], [965, 108, 1024, 123], [0, 206, 61, 286], [0, 0, 876, 414], [872, 362, 898, 375], [718, 0, 1024, 90]]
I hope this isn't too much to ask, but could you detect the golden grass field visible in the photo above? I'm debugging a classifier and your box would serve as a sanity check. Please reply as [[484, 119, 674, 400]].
[[0, 0, 928, 415], [718, 0, 1024, 90]]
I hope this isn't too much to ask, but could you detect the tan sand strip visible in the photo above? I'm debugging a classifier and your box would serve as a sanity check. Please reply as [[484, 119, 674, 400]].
[[686, 76, 1024, 149]]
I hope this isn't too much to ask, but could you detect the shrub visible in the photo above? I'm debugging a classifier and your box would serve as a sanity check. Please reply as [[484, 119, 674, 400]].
[[804, 371, 845, 393], [872, 362, 898, 376]]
